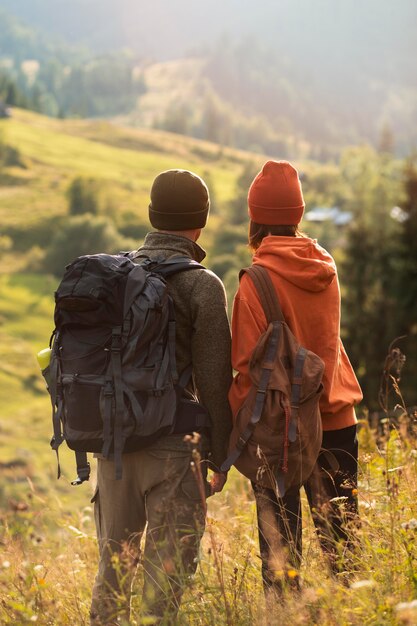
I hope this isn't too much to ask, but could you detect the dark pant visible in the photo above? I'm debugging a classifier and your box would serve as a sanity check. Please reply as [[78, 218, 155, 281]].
[[252, 424, 358, 592]]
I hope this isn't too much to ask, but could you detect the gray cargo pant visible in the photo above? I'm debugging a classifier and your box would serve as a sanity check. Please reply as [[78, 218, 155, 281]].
[[90, 435, 210, 625]]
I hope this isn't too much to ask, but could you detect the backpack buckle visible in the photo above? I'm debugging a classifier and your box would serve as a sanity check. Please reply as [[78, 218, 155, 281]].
[[237, 435, 248, 450], [104, 381, 113, 396], [71, 461, 91, 486], [111, 328, 122, 352]]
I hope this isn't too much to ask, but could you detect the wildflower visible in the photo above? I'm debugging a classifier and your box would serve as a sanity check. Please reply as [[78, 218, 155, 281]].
[[351, 488, 358, 496], [395, 599, 417, 612], [68, 525, 88, 538], [350, 579, 377, 590], [2, 561, 10, 569], [360, 500, 376, 510], [33, 564, 44, 572], [401, 519, 417, 530], [30, 617, 38, 623], [287, 569, 298, 579]]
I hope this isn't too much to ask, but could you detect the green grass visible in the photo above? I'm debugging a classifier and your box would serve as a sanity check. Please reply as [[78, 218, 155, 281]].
[[1, 109, 258, 234]]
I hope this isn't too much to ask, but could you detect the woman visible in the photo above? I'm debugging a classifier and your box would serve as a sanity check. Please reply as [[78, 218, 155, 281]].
[[228, 160, 363, 595]]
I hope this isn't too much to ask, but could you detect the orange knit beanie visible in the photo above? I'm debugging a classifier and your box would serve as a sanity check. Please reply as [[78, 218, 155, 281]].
[[248, 160, 305, 225]]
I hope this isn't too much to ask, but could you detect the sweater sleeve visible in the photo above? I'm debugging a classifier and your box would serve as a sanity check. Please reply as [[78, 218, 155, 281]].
[[229, 275, 267, 418], [190, 270, 233, 470]]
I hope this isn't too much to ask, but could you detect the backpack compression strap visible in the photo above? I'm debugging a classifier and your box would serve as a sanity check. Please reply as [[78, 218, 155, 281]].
[[137, 255, 205, 385], [107, 254, 204, 480], [247, 266, 307, 445], [220, 320, 281, 473]]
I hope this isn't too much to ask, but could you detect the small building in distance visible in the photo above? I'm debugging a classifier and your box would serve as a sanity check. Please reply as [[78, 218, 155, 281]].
[[304, 206, 352, 226]]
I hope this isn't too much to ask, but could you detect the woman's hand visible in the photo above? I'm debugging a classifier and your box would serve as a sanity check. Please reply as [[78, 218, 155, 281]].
[[210, 472, 227, 494]]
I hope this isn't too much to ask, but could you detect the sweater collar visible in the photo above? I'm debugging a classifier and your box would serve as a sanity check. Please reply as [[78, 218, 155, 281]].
[[138, 231, 206, 263]]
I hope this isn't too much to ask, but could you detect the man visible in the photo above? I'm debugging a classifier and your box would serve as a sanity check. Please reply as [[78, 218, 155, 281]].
[[90, 169, 232, 625]]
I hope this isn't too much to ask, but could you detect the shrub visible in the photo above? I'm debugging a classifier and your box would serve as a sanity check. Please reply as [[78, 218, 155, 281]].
[[67, 176, 100, 216], [43, 214, 125, 276]]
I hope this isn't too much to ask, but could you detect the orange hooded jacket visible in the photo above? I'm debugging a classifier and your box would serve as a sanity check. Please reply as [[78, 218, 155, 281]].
[[229, 236, 363, 431]]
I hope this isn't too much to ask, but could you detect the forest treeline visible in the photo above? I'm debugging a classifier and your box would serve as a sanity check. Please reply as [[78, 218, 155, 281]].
[[0, 9, 146, 118], [1, 6, 416, 158]]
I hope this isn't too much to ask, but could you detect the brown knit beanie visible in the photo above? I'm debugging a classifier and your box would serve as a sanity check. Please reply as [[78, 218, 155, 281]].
[[248, 160, 305, 225], [149, 169, 210, 230]]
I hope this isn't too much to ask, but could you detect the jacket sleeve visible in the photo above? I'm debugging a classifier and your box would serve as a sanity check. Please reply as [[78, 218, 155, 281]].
[[229, 275, 268, 418], [190, 270, 233, 471]]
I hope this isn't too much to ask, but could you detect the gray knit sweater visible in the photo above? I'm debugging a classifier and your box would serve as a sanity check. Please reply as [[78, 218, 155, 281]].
[[135, 232, 233, 470]]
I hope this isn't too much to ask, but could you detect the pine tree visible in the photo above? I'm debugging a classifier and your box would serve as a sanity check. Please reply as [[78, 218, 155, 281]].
[[396, 158, 417, 405], [340, 148, 402, 409]]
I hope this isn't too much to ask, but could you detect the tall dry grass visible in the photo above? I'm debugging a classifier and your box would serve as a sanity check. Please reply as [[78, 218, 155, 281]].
[[2, 344, 417, 625]]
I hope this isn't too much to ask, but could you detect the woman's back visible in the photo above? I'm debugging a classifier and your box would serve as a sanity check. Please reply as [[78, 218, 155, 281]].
[[229, 234, 362, 431]]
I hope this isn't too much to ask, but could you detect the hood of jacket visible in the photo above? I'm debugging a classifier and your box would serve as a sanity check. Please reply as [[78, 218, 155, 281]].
[[253, 235, 336, 293]]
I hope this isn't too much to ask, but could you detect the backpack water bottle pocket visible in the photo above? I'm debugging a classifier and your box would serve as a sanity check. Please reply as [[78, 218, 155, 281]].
[[63, 375, 103, 440]]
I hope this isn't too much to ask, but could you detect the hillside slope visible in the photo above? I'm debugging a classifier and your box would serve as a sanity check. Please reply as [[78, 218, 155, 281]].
[[0, 108, 259, 235]]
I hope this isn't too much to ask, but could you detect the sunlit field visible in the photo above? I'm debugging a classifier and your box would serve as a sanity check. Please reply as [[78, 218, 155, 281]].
[[1, 274, 417, 625]]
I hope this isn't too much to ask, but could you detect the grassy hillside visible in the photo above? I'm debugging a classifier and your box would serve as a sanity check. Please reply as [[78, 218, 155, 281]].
[[1, 108, 258, 228], [2, 109, 417, 625], [0, 107, 263, 290]]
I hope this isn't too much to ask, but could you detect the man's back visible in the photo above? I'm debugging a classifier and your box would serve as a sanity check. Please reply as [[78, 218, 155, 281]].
[[136, 231, 232, 470]]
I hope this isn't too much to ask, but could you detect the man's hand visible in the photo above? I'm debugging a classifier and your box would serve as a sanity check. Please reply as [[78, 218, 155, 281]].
[[209, 472, 227, 494]]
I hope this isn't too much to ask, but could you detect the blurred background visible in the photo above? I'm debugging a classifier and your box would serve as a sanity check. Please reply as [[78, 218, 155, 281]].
[[0, 0, 416, 486]]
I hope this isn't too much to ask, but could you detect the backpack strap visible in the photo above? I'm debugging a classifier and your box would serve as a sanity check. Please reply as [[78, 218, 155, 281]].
[[242, 265, 307, 453], [49, 333, 64, 478], [128, 252, 204, 276], [220, 320, 281, 473], [111, 326, 125, 480], [240, 265, 284, 324], [143, 256, 204, 386], [221, 265, 285, 474], [71, 451, 91, 486], [151, 256, 205, 277]]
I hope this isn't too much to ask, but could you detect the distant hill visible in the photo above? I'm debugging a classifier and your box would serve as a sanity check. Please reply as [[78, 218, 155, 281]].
[[0, 1, 416, 156], [1, 0, 415, 75]]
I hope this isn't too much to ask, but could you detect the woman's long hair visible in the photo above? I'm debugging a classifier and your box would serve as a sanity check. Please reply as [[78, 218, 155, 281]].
[[248, 221, 306, 252]]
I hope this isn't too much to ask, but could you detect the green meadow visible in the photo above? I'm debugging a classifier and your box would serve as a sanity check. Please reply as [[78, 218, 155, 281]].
[[1, 110, 417, 625]]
